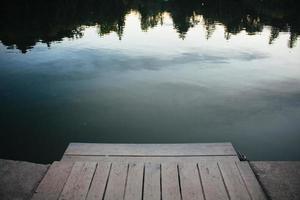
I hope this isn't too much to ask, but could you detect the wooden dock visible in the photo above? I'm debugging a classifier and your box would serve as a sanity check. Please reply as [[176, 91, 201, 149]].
[[32, 143, 267, 200]]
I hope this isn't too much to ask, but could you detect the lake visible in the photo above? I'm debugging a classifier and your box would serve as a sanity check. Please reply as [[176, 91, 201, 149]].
[[0, 0, 299, 163]]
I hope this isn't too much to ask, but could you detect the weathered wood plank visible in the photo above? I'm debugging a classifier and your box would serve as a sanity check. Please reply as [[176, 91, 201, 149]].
[[86, 162, 111, 200], [32, 161, 74, 200], [62, 155, 239, 163], [34, 143, 268, 200], [124, 163, 144, 200], [59, 162, 97, 200], [218, 161, 251, 200], [104, 162, 128, 200], [143, 163, 161, 200], [198, 161, 229, 200], [178, 162, 204, 200], [161, 162, 181, 200], [236, 162, 267, 200], [64, 143, 236, 156]]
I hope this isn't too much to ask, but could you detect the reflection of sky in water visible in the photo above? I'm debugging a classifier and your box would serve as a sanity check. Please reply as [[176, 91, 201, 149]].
[[1, 12, 299, 80], [0, 12, 300, 162]]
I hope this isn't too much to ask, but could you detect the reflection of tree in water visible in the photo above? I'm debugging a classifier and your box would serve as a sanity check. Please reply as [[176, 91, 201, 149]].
[[289, 32, 298, 48], [0, 0, 299, 53], [137, 0, 164, 31], [269, 27, 280, 45]]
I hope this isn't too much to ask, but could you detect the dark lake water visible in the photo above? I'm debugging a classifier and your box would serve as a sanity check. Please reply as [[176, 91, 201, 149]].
[[1, 0, 300, 163]]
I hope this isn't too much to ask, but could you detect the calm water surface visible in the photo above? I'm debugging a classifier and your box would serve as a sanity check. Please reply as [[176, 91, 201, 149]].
[[0, 0, 300, 163]]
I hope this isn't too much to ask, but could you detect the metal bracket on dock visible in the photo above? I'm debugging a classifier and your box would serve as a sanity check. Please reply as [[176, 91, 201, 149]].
[[237, 151, 248, 161]]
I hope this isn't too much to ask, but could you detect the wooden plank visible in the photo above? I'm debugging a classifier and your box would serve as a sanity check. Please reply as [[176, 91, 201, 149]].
[[161, 162, 181, 200], [178, 162, 204, 200], [143, 163, 161, 200], [124, 163, 144, 200], [32, 161, 74, 200], [218, 161, 251, 200], [104, 162, 128, 200], [198, 161, 229, 200], [64, 143, 236, 157], [34, 142, 269, 200], [86, 162, 111, 200], [62, 155, 239, 163], [59, 162, 97, 200], [236, 162, 267, 200]]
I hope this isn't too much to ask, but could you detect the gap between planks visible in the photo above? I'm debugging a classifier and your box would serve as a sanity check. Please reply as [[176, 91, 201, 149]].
[[33, 161, 267, 200]]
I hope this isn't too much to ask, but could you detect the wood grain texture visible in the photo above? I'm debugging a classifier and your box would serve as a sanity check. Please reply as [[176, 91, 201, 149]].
[[198, 161, 229, 200], [32, 161, 74, 200], [124, 163, 144, 200], [143, 163, 161, 200], [178, 162, 204, 200], [103, 162, 128, 200], [86, 162, 111, 200], [34, 143, 267, 200], [236, 162, 267, 200], [62, 155, 239, 163], [218, 161, 251, 200], [59, 162, 96, 200], [64, 143, 236, 156], [161, 162, 181, 200]]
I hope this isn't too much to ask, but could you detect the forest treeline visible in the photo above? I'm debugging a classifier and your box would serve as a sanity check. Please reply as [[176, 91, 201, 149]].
[[0, 0, 299, 53]]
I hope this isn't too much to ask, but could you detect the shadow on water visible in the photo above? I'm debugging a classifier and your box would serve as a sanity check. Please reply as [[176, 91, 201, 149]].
[[0, 0, 299, 53]]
